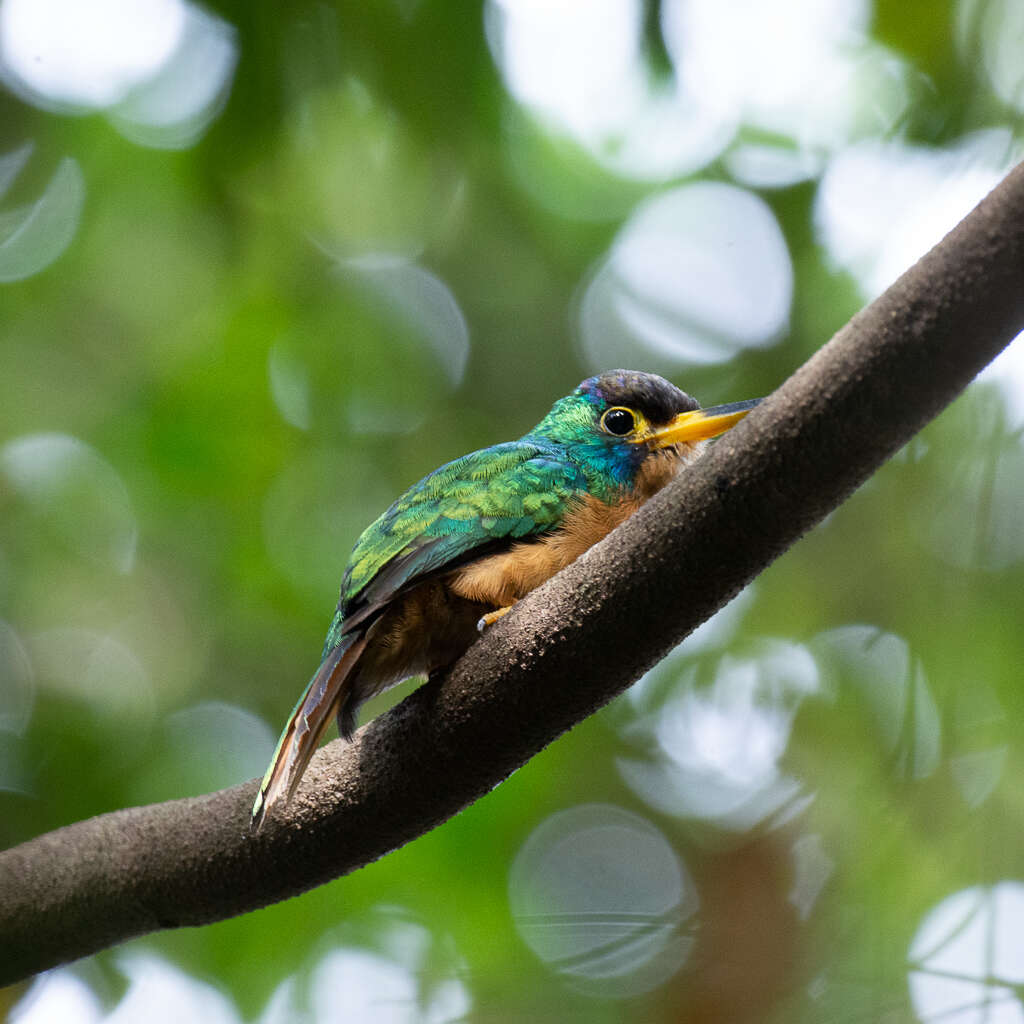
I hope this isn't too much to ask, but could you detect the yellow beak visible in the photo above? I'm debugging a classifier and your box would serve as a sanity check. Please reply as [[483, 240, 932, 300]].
[[644, 398, 762, 449]]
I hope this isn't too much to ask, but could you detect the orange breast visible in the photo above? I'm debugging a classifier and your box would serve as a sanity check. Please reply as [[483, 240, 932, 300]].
[[448, 493, 641, 608], [448, 445, 692, 608]]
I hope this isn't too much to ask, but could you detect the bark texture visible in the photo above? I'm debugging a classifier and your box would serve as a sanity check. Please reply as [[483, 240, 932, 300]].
[[3, 161, 1024, 984]]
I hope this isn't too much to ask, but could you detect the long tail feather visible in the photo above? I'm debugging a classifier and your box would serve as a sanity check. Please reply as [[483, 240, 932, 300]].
[[251, 632, 368, 829]]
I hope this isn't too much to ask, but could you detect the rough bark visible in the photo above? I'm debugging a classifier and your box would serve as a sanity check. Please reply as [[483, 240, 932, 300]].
[[2, 161, 1024, 985]]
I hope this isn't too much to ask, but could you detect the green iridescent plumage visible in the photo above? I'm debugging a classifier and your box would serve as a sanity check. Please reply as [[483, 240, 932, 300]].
[[253, 370, 759, 827], [323, 442, 580, 650], [323, 381, 656, 654]]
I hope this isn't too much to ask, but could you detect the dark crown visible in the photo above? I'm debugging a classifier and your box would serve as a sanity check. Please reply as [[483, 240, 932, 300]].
[[582, 370, 699, 425]]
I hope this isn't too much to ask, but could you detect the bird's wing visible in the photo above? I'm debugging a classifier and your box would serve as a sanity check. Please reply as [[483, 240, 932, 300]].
[[252, 441, 585, 828], [330, 440, 586, 642]]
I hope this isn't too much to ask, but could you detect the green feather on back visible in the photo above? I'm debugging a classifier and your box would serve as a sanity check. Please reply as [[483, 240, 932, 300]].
[[322, 440, 588, 655]]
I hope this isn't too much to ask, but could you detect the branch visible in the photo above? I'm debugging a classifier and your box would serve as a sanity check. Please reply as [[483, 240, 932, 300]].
[[3, 162, 1024, 984]]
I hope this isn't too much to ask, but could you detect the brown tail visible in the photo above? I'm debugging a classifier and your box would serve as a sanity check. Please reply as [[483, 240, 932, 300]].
[[251, 633, 369, 830]]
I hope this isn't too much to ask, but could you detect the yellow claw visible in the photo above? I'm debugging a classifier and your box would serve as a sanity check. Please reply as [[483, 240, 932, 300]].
[[477, 605, 514, 632]]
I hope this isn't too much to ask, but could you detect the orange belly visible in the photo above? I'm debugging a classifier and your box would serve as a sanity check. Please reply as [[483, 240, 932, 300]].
[[449, 492, 642, 608]]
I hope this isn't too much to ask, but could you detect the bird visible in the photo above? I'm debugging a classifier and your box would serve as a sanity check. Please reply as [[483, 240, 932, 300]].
[[252, 369, 760, 827]]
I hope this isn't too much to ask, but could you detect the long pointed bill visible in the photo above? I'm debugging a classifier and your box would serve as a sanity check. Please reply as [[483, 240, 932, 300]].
[[644, 398, 763, 449]]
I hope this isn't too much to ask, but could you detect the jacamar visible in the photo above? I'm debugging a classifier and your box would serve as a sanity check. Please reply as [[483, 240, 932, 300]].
[[252, 370, 760, 827]]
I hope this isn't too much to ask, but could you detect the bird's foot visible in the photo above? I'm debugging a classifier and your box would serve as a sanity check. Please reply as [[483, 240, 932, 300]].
[[477, 605, 513, 632]]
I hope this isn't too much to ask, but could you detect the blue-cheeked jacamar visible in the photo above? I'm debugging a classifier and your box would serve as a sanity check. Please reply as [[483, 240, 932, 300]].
[[253, 370, 760, 827]]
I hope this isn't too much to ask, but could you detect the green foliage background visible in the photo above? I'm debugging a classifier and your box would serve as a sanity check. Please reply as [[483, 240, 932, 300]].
[[2, 1, 1024, 1021]]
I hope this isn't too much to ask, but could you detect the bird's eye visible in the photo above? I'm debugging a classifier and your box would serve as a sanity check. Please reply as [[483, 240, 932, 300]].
[[600, 407, 636, 436]]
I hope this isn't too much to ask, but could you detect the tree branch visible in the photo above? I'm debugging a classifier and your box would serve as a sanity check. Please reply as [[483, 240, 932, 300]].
[[3, 162, 1024, 984]]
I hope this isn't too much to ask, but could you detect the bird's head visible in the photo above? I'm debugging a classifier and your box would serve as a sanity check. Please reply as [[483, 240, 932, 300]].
[[530, 370, 761, 500]]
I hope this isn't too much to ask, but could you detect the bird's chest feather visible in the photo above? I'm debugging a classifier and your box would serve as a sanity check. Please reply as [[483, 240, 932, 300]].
[[450, 447, 687, 607], [449, 493, 638, 607]]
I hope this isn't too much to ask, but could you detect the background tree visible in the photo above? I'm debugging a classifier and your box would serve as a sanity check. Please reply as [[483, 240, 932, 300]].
[[2, 1, 1024, 1022]]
